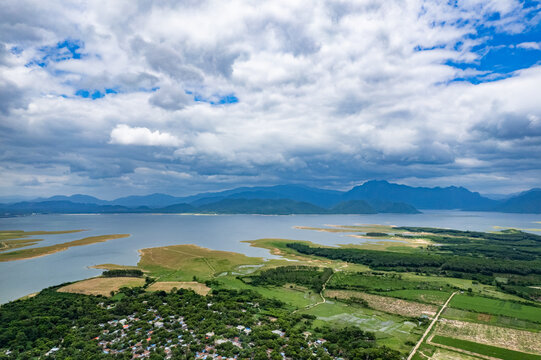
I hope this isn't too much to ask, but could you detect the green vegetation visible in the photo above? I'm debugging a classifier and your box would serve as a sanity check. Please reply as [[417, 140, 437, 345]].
[[286, 227, 541, 301], [102, 269, 144, 278], [328, 271, 449, 292], [0, 286, 400, 359], [4, 223, 541, 359], [365, 232, 389, 237], [0, 234, 130, 262], [134, 244, 286, 282], [442, 307, 541, 331], [382, 289, 452, 305], [430, 335, 541, 360], [242, 266, 333, 292], [448, 294, 541, 323]]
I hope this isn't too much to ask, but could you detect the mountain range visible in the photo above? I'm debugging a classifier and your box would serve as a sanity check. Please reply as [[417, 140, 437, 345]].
[[1, 180, 540, 215]]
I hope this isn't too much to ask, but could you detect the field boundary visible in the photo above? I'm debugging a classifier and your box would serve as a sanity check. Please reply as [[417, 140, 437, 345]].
[[407, 291, 457, 360]]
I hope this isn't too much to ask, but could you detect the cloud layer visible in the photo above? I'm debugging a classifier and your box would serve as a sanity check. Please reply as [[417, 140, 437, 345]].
[[1, 0, 540, 198]]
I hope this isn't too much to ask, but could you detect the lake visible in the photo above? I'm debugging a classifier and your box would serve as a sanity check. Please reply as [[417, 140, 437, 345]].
[[1, 211, 540, 303]]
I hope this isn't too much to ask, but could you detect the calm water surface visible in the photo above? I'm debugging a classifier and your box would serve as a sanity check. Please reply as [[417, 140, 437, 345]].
[[1, 211, 540, 303]]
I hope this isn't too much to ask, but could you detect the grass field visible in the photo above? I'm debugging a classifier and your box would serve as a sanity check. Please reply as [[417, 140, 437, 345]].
[[137, 244, 292, 281], [442, 307, 541, 332], [300, 300, 422, 353], [435, 319, 541, 354], [325, 289, 437, 318], [0, 234, 130, 262], [146, 281, 210, 295], [449, 294, 541, 323], [214, 276, 321, 308], [329, 271, 452, 292], [57, 277, 145, 296], [430, 335, 541, 360]]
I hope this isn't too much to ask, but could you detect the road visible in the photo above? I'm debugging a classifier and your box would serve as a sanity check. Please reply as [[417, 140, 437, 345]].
[[407, 291, 458, 360]]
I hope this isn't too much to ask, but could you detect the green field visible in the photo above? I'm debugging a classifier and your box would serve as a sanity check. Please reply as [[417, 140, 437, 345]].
[[431, 335, 541, 360], [442, 307, 541, 331], [300, 300, 422, 353], [214, 276, 321, 309], [449, 294, 541, 323]]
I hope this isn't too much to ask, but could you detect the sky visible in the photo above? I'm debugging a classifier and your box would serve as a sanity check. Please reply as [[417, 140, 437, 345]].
[[0, 0, 540, 199]]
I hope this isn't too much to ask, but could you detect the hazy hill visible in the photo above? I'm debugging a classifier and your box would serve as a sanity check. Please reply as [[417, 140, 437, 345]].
[[0, 201, 131, 214], [343, 180, 497, 210], [111, 193, 186, 208], [187, 185, 343, 208], [4, 180, 540, 214], [330, 200, 377, 214], [35, 194, 108, 205], [196, 198, 327, 215], [496, 189, 541, 213]]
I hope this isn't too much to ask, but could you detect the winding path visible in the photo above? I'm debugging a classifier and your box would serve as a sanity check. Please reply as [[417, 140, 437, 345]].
[[293, 271, 335, 314], [407, 291, 458, 360]]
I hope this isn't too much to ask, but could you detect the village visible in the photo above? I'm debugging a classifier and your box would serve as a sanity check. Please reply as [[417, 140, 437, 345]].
[[84, 296, 339, 360]]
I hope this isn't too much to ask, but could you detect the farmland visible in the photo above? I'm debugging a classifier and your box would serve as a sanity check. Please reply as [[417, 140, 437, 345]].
[[434, 319, 541, 354], [429, 335, 541, 360], [448, 294, 541, 323], [324, 289, 437, 317]]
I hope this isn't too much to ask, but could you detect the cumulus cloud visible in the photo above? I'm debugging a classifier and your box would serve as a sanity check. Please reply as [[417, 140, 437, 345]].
[[0, 78, 28, 114], [109, 124, 182, 147], [149, 85, 192, 111], [0, 0, 540, 197]]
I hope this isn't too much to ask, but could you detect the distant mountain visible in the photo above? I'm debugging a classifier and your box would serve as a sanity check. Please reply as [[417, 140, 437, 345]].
[[5, 181, 540, 214], [111, 193, 186, 208], [0, 201, 131, 214], [188, 185, 342, 208], [35, 194, 109, 205], [329, 200, 377, 214], [197, 198, 327, 215], [367, 200, 421, 214], [0, 197, 420, 215], [496, 189, 541, 213], [329, 200, 421, 214], [344, 180, 497, 210], [157, 203, 197, 213]]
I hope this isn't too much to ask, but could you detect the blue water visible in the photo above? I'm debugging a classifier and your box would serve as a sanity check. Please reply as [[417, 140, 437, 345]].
[[1, 211, 539, 303]]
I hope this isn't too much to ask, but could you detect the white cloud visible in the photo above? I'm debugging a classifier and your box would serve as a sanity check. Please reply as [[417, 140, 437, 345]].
[[109, 124, 182, 147], [1, 0, 540, 196], [516, 42, 541, 50]]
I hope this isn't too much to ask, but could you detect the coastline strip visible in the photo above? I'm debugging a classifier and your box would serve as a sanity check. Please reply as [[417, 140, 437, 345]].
[[0, 234, 130, 262]]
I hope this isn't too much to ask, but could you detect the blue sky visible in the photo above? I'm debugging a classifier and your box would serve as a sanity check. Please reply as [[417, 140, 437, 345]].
[[0, 0, 540, 199]]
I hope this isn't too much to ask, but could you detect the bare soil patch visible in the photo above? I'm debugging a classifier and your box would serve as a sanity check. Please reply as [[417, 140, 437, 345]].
[[325, 289, 437, 318], [57, 277, 145, 297], [146, 281, 210, 295], [435, 319, 541, 354]]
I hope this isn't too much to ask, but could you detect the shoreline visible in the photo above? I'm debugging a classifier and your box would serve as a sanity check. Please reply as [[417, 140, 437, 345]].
[[0, 234, 130, 262]]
